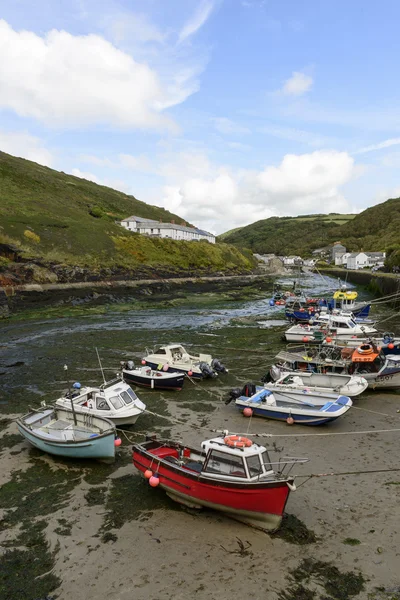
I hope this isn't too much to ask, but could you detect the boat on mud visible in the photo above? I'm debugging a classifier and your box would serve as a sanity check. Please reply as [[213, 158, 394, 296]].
[[17, 406, 118, 462], [260, 370, 368, 397], [55, 377, 146, 426], [122, 361, 185, 391], [132, 434, 308, 532], [283, 313, 377, 343], [272, 343, 400, 389], [232, 386, 352, 426], [142, 344, 228, 379], [322, 332, 400, 356], [284, 287, 371, 322]]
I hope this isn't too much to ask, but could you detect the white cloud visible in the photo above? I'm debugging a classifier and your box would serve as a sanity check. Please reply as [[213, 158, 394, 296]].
[[71, 168, 100, 183], [81, 153, 153, 173], [355, 137, 400, 155], [282, 71, 313, 96], [178, 1, 214, 44], [109, 12, 166, 45], [0, 19, 183, 130], [0, 131, 53, 166], [213, 117, 251, 135], [261, 124, 332, 147], [156, 149, 356, 234]]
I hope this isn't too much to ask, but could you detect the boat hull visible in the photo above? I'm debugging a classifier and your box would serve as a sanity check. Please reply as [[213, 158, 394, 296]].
[[123, 370, 185, 390], [143, 361, 204, 379], [17, 423, 116, 461], [236, 403, 347, 425], [132, 447, 292, 532], [286, 303, 371, 322]]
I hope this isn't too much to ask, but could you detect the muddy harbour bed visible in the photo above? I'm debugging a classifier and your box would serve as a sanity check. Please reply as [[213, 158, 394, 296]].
[[0, 272, 399, 600]]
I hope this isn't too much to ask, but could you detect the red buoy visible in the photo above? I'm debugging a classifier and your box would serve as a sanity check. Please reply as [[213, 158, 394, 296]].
[[188, 370, 193, 376], [114, 437, 122, 447], [302, 336, 309, 343], [149, 475, 160, 487], [243, 407, 253, 417], [141, 359, 146, 365], [286, 416, 294, 425], [326, 336, 332, 343], [388, 343, 395, 350], [144, 469, 153, 479]]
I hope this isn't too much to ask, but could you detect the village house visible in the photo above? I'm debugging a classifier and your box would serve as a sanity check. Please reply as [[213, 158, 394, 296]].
[[283, 255, 303, 267], [331, 242, 346, 263], [120, 216, 216, 243], [345, 251, 386, 270]]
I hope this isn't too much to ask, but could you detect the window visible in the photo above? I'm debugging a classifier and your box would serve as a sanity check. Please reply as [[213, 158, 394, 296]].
[[204, 449, 247, 478], [109, 395, 124, 410], [260, 450, 272, 472], [121, 390, 136, 404], [246, 454, 263, 477], [96, 397, 110, 411], [155, 348, 167, 354]]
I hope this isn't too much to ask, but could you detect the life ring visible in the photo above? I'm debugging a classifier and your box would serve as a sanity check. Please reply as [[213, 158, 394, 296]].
[[357, 344, 373, 355], [224, 435, 252, 448]]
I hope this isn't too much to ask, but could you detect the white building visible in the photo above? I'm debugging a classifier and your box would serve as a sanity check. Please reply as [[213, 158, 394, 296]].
[[283, 256, 303, 266], [335, 252, 351, 266], [120, 216, 215, 244], [346, 251, 386, 270]]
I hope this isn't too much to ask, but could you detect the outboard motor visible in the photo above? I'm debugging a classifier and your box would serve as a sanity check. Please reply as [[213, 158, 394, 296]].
[[126, 360, 135, 371], [199, 362, 217, 378], [270, 365, 281, 382], [211, 358, 228, 374], [225, 387, 242, 405], [383, 332, 395, 344], [242, 382, 257, 397]]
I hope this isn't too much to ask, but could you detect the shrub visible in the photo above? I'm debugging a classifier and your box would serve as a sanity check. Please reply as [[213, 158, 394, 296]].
[[23, 230, 40, 244], [89, 206, 104, 219]]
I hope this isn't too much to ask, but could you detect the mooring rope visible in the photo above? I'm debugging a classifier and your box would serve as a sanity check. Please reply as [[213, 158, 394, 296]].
[[211, 427, 400, 439]]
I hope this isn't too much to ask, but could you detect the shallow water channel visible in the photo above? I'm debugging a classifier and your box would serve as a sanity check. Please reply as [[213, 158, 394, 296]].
[[1, 272, 399, 600]]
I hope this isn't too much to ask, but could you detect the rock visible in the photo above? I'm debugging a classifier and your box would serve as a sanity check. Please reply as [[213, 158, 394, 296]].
[[0, 288, 10, 318]]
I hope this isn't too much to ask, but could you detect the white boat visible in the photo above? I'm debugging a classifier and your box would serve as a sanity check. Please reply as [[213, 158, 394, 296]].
[[17, 406, 117, 462], [142, 344, 228, 379], [55, 377, 146, 426], [262, 371, 368, 398], [284, 313, 377, 343], [234, 387, 352, 426]]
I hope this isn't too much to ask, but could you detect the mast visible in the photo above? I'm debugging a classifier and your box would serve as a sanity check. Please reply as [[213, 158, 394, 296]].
[[64, 364, 77, 426]]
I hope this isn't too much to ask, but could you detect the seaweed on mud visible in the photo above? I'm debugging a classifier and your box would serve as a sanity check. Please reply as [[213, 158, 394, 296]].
[[0, 417, 12, 433], [0, 460, 80, 531], [179, 401, 216, 413], [278, 585, 317, 600], [0, 432, 22, 454], [0, 525, 61, 600], [272, 514, 317, 545], [281, 557, 366, 600], [84, 486, 108, 506], [343, 537, 361, 546], [101, 473, 178, 533], [54, 518, 73, 536]]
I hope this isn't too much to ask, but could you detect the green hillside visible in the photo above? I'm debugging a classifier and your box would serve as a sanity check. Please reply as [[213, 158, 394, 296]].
[[220, 201, 400, 257], [0, 151, 255, 280]]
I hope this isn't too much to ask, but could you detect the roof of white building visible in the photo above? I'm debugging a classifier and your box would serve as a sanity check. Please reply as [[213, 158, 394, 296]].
[[120, 215, 214, 237]]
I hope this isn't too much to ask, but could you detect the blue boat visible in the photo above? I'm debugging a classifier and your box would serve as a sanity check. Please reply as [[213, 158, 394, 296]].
[[234, 387, 352, 426], [285, 288, 371, 322], [17, 406, 118, 462]]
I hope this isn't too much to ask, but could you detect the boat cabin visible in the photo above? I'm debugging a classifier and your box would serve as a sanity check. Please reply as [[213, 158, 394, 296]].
[[199, 437, 274, 480], [69, 379, 139, 413], [146, 344, 212, 365]]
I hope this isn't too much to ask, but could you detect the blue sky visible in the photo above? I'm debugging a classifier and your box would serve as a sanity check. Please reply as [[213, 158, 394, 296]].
[[1, 0, 400, 233]]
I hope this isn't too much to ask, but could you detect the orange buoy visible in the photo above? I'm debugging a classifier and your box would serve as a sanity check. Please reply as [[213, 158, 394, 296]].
[[302, 336, 309, 343], [243, 407, 253, 417], [388, 342, 395, 350], [114, 437, 122, 447], [149, 475, 160, 487], [144, 469, 153, 479], [326, 336, 332, 343], [141, 359, 146, 365], [224, 435, 252, 448], [286, 416, 294, 425], [188, 370, 193, 376]]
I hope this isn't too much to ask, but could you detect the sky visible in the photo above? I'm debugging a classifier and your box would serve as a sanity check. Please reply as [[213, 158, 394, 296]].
[[1, 0, 400, 234]]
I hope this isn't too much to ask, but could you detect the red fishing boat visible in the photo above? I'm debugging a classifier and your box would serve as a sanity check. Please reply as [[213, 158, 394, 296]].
[[132, 434, 308, 531]]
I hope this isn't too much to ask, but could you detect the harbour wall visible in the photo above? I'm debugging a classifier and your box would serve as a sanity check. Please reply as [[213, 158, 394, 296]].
[[320, 268, 400, 301]]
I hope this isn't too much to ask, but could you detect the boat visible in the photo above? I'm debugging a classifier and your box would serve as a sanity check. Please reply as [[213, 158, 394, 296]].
[[55, 377, 146, 426], [285, 286, 371, 322], [271, 343, 400, 389], [132, 433, 308, 532], [322, 332, 400, 356], [17, 406, 118, 462], [232, 387, 352, 426], [122, 361, 185, 391], [260, 370, 368, 397], [142, 344, 228, 379], [283, 313, 377, 343]]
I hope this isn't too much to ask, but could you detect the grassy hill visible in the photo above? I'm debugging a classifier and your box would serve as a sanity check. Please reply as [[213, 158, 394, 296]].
[[0, 151, 255, 281], [220, 202, 400, 257]]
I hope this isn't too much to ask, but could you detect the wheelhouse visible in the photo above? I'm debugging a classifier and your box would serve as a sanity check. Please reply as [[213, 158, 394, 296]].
[[200, 438, 274, 481]]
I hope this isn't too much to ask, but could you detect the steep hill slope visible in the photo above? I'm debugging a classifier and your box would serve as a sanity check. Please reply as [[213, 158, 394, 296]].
[[0, 151, 255, 283], [220, 200, 400, 256]]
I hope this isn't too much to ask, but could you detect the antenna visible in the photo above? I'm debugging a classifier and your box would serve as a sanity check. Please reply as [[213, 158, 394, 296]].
[[95, 347, 107, 384]]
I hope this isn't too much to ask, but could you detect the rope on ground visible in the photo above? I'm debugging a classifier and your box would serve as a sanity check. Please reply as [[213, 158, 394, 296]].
[[295, 467, 400, 488], [348, 405, 399, 418], [211, 427, 400, 439]]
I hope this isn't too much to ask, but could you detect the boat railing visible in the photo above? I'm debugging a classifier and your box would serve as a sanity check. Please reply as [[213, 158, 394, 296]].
[[100, 376, 123, 390], [262, 456, 309, 478]]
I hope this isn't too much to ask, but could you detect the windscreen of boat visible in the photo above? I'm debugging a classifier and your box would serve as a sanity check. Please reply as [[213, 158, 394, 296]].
[[204, 449, 247, 478], [120, 388, 137, 404], [109, 395, 124, 410], [246, 454, 263, 477], [260, 450, 272, 472], [154, 348, 167, 354]]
